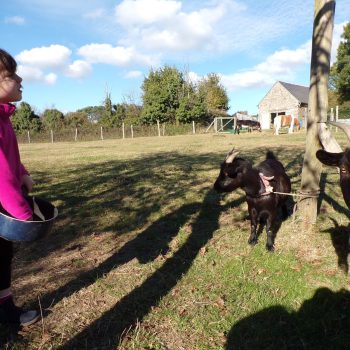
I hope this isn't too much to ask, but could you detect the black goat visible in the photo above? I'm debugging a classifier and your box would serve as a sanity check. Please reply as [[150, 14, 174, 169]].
[[214, 150, 291, 251], [316, 121, 350, 210]]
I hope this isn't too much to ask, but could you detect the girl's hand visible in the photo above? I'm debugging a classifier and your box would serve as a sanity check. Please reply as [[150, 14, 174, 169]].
[[22, 175, 35, 193]]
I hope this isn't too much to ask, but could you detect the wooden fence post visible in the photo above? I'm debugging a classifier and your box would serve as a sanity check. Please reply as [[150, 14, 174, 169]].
[[122, 123, 125, 139], [157, 120, 161, 136], [330, 107, 334, 131], [75, 128, 78, 141], [27, 130, 30, 144], [100, 126, 104, 140], [50, 130, 54, 143], [304, 107, 308, 130], [336, 105, 338, 132], [131, 125, 134, 138], [192, 121, 196, 134]]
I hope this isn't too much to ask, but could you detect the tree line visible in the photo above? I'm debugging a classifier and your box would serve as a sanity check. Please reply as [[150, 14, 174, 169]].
[[12, 67, 229, 134]]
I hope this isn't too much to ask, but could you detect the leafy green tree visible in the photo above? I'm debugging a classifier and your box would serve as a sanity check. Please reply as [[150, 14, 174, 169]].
[[65, 111, 89, 128], [123, 103, 142, 125], [197, 73, 229, 116], [328, 90, 350, 118], [176, 94, 206, 124], [330, 22, 350, 102], [77, 106, 105, 124], [12, 102, 42, 133], [113, 103, 127, 125], [41, 108, 64, 130], [99, 92, 120, 127], [30, 118, 42, 132], [141, 66, 184, 124]]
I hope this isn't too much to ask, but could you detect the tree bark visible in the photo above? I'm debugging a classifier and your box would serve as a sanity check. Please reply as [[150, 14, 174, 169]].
[[297, 0, 336, 225]]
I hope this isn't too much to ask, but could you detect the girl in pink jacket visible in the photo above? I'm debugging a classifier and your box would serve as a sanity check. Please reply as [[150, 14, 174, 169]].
[[0, 48, 39, 327]]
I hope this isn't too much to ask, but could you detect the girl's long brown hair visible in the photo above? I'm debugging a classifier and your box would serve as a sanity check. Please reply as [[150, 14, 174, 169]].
[[0, 49, 17, 74]]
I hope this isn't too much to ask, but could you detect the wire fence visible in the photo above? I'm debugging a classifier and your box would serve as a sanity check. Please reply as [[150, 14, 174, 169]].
[[17, 122, 209, 144]]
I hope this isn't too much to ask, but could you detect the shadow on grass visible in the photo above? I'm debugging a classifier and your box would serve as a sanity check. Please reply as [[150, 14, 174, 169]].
[[39, 201, 203, 310], [15, 152, 221, 273], [21, 147, 301, 265], [318, 173, 350, 272], [2, 147, 303, 347], [318, 172, 350, 217], [57, 189, 226, 349], [322, 218, 350, 273], [226, 287, 350, 350]]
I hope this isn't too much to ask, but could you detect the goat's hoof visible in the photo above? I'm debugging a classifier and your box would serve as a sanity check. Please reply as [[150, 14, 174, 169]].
[[266, 244, 275, 252], [248, 238, 258, 245]]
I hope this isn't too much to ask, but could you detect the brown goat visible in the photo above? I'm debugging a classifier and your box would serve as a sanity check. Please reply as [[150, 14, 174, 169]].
[[214, 150, 291, 251]]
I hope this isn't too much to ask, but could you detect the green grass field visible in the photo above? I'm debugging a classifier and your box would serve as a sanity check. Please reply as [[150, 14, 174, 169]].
[[1, 130, 350, 350]]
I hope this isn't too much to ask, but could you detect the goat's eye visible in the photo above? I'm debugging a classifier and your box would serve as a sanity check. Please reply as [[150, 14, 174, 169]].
[[340, 167, 347, 173], [227, 171, 237, 178]]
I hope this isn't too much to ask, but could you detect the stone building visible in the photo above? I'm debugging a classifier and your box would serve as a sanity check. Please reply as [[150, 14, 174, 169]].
[[258, 81, 309, 130]]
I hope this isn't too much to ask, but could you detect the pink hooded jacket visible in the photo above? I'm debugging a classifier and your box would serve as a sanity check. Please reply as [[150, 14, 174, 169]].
[[0, 103, 32, 220]]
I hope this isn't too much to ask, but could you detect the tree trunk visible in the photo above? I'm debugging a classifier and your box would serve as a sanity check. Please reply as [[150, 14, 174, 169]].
[[297, 0, 336, 226]]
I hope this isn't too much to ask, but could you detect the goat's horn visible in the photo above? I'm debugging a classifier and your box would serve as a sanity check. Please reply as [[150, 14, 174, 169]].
[[225, 148, 235, 159], [328, 121, 350, 141], [225, 150, 239, 163]]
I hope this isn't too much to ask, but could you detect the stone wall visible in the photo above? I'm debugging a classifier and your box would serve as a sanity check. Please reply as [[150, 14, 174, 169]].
[[258, 82, 301, 129]]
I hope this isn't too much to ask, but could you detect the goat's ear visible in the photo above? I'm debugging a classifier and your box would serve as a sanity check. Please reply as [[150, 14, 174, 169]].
[[236, 164, 249, 174], [316, 149, 344, 166]]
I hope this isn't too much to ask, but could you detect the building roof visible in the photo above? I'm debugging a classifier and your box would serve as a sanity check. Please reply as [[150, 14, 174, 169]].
[[279, 81, 309, 104]]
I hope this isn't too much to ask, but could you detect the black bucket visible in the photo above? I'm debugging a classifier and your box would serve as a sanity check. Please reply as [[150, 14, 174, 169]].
[[0, 196, 58, 242]]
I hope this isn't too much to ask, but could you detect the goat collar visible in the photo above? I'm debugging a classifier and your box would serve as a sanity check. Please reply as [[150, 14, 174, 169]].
[[258, 173, 274, 196]]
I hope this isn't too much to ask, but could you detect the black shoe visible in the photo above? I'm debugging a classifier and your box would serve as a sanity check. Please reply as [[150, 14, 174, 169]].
[[0, 297, 40, 327]]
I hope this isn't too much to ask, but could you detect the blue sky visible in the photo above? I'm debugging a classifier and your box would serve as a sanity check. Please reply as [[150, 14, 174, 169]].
[[1, 0, 349, 115]]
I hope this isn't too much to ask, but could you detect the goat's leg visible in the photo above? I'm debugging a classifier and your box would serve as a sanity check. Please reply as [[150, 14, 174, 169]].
[[281, 203, 289, 220], [248, 210, 258, 245], [265, 214, 276, 251]]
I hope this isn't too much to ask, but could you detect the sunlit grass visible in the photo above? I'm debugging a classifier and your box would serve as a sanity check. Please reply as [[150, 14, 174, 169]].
[[1, 131, 350, 349]]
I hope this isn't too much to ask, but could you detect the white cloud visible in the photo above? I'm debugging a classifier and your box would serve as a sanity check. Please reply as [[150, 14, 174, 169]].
[[64, 60, 92, 78], [256, 42, 311, 75], [115, 0, 243, 52], [115, 0, 182, 26], [17, 65, 43, 81], [17, 65, 57, 85], [15, 45, 91, 83], [44, 73, 58, 85], [15, 45, 71, 69], [125, 70, 143, 78], [77, 43, 158, 67], [220, 18, 345, 92], [4, 16, 25, 25], [220, 41, 311, 91]]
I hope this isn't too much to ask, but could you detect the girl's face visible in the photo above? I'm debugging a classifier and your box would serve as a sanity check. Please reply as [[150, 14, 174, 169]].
[[0, 70, 22, 103]]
